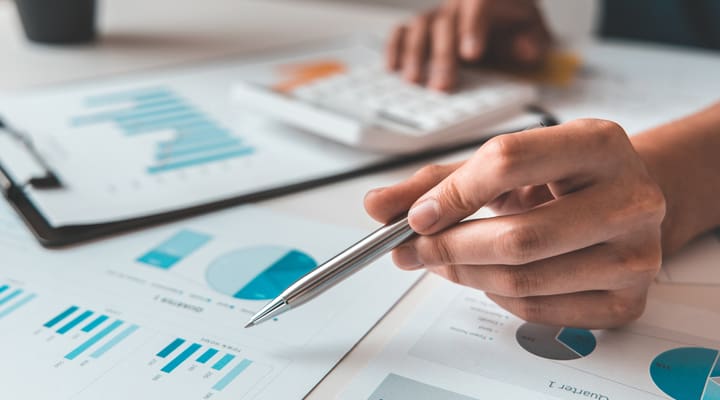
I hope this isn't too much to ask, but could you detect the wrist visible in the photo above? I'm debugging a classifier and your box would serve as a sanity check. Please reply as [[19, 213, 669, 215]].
[[631, 131, 683, 254], [631, 103, 720, 255]]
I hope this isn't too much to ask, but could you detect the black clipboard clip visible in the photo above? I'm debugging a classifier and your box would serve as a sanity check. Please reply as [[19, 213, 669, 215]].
[[0, 117, 62, 192]]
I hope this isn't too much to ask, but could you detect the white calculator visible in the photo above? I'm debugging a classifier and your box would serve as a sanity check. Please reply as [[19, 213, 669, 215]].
[[232, 38, 537, 154]]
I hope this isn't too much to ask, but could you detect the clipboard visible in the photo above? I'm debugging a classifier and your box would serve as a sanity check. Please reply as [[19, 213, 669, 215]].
[[0, 107, 557, 248]]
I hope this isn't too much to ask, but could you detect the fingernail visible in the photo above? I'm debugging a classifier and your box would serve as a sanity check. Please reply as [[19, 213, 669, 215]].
[[394, 245, 423, 269], [404, 64, 420, 82], [365, 187, 386, 198], [429, 75, 451, 92], [461, 36, 481, 59], [408, 199, 440, 232]]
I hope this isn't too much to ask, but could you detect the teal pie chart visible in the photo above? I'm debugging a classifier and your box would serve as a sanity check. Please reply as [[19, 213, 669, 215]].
[[650, 347, 720, 400], [516, 322, 596, 360], [205, 246, 318, 300]]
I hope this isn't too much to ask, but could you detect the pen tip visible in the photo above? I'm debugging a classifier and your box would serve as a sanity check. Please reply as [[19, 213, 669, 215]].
[[244, 321, 255, 329]]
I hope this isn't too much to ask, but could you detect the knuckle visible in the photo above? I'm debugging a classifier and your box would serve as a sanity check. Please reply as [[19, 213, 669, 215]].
[[442, 265, 462, 285], [514, 299, 544, 322], [482, 135, 523, 176], [439, 178, 478, 214], [415, 164, 447, 182], [411, 14, 431, 29], [610, 295, 646, 325], [573, 118, 624, 135], [630, 181, 667, 224], [495, 269, 536, 298], [616, 246, 661, 274], [572, 119, 627, 147], [419, 235, 454, 265], [495, 224, 544, 265]]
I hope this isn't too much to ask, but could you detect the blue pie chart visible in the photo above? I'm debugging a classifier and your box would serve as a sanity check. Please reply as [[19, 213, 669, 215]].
[[205, 246, 317, 300], [650, 347, 720, 400]]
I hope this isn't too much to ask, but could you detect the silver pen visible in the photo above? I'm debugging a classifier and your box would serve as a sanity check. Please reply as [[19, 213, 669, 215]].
[[244, 216, 415, 328]]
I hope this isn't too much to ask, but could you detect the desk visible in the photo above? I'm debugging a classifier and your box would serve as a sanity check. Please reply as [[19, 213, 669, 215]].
[[0, 1, 718, 398]]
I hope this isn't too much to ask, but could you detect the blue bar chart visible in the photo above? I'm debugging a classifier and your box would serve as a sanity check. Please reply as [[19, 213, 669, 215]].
[[155, 337, 262, 393], [137, 230, 212, 269], [71, 87, 254, 175], [0, 284, 36, 320], [42, 305, 140, 361]]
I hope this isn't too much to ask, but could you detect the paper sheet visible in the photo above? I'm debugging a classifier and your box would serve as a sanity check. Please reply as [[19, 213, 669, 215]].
[[0, 206, 422, 399], [343, 278, 720, 400], [657, 231, 720, 286]]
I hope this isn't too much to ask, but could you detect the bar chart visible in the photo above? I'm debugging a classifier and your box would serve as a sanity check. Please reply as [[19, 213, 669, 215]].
[[154, 337, 269, 393], [0, 283, 36, 320], [137, 229, 212, 269], [42, 305, 140, 361], [71, 87, 254, 175]]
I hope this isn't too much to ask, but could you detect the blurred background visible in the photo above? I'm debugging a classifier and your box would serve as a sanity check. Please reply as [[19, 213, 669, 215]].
[[0, 0, 600, 42], [338, 0, 599, 41]]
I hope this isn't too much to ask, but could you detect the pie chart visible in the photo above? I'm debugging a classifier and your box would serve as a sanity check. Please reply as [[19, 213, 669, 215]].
[[650, 347, 720, 400], [516, 322, 596, 361], [205, 246, 317, 300]]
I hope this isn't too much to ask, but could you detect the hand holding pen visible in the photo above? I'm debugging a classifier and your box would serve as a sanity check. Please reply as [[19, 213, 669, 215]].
[[248, 121, 666, 330], [364, 120, 665, 329]]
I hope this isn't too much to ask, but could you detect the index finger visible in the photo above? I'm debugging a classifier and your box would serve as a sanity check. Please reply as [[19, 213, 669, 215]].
[[407, 120, 630, 234]]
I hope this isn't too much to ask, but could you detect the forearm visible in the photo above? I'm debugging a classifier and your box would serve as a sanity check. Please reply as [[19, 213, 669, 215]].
[[632, 102, 720, 255]]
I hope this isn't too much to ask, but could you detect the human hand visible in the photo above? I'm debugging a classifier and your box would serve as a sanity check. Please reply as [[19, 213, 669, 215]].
[[365, 120, 666, 328], [386, 0, 552, 91]]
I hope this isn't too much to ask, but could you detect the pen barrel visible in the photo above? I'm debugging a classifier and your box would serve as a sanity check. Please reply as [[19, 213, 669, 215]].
[[283, 217, 415, 308]]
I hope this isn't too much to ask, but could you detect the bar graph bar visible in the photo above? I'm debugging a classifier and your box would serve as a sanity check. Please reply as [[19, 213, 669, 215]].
[[0, 284, 8, 295], [90, 324, 139, 358], [157, 338, 186, 358], [83, 87, 173, 107], [212, 354, 236, 371], [0, 289, 22, 306], [212, 359, 253, 391], [147, 148, 255, 174], [44, 306, 79, 328], [161, 343, 202, 373], [57, 310, 94, 334], [137, 230, 211, 269], [82, 315, 109, 333], [197, 348, 219, 364], [71, 87, 254, 175], [65, 320, 123, 360], [0, 293, 36, 319]]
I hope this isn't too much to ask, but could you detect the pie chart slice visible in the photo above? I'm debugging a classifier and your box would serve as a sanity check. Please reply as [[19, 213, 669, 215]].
[[516, 323, 596, 361], [650, 347, 720, 400], [706, 379, 720, 400], [205, 246, 317, 300]]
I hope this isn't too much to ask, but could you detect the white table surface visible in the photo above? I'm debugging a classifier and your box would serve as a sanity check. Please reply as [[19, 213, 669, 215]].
[[0, 1, 717, 398]]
